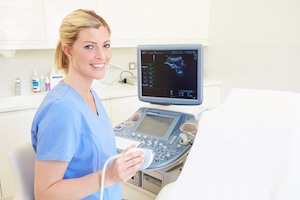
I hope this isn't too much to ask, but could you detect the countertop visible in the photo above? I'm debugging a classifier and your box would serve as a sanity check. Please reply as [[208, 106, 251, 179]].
[[0, 79, 221, 113], [0, 82, 138, 113]]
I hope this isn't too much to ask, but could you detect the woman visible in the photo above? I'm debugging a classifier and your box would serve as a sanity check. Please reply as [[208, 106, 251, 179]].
[[31, 9, 144, 200]]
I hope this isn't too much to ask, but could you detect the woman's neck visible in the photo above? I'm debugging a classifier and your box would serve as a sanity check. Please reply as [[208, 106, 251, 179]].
[[64, 74, 98, 115], [63, 72, 93, 99]]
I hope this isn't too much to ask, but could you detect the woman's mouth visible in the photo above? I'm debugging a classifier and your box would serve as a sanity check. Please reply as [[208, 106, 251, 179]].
[[91, 64, 105, 68]]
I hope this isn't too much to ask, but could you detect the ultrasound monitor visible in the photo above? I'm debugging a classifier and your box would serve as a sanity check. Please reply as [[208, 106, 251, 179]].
[[137, 44, 203, 105]]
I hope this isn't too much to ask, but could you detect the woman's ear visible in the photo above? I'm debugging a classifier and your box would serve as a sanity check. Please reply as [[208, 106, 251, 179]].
[[62, 44, 72, 58]]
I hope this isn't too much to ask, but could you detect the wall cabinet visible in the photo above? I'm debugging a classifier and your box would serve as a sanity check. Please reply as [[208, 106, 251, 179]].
[[0, 0, 45, 49], [98, 0, 210, 47], [0, 0, 98, 50], [141, 0, 178, 42], [98, 0, 142, 47], [0, 0, 210, 50], [140, 0, 210, 45], [178, 0, 210, 43], [43, 0, 98, 46]]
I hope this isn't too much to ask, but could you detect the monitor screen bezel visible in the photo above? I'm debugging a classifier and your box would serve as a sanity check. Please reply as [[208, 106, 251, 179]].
[[133, 109, 182, 141], [137, 44, 203, 105]]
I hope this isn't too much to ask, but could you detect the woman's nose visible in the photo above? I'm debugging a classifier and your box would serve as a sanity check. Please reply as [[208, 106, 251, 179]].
[[95, 48, 105, 60]]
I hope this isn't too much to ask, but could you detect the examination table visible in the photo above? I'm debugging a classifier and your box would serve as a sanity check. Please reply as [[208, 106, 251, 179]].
[[156, 89, 300, 200]]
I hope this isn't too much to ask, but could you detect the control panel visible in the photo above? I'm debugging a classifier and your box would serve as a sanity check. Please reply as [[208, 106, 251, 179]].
[[114, 107, 198, 170]]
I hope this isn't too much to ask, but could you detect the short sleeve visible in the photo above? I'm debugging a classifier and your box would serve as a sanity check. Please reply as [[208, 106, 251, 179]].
[[35, 100, 80, 162]]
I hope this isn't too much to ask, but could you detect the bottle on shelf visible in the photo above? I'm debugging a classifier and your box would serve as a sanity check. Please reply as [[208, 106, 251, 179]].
[[45, 76, 50, 91], [40, 74, 46, 92], [32, 69, 40, 93]]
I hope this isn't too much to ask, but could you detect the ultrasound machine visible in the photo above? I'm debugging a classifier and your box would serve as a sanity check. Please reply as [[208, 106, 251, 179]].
[[114, 44, 205, 194]]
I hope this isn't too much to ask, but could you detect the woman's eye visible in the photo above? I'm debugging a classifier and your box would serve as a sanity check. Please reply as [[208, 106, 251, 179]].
[[85, 45, 93, 49], [104, 44, 111, 48]]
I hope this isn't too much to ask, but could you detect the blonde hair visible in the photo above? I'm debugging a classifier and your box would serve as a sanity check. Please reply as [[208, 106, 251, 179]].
[[55, 9, 111, 74]]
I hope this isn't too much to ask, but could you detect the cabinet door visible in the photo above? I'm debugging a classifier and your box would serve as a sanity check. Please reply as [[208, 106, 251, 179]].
[[101, 99, 112, 122], [98, 0, 142, 47], [0, 109, 37, 198], [178, 0, 210, 43], [110, 96, 149, 128], [43, 0, 98, 46], [141, 0, 178, 43], [0, 0, 45, 49]]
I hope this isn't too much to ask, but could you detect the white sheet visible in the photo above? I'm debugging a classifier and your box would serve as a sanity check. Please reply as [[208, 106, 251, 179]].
[[166, 89, 300, 200]]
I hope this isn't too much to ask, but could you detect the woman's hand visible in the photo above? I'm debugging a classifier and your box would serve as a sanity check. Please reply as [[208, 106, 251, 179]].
[[104, 144, 145, 187]]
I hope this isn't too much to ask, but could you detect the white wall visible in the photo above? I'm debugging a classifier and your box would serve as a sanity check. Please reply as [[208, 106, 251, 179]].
[[0, 49, 55, 96], [0, 0, 300, 102], [205, 0, 300, 102], [0, 48, 137, 97]]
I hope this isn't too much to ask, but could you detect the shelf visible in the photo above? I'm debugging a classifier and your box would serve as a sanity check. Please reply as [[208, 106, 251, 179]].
[[121, 182, 157, 200]]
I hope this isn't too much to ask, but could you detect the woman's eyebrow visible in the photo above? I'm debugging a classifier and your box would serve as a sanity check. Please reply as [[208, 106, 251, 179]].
[[83, 41, 97, 44], [83, 40, 111, 44]]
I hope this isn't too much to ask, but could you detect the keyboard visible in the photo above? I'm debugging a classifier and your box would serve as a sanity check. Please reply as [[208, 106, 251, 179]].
[[115, 136, 141, 151]]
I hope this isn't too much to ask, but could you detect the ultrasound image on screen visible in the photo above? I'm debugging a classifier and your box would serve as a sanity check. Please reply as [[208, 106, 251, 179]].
[[141, 50, 198, 99], [164, 55, 186, 76]]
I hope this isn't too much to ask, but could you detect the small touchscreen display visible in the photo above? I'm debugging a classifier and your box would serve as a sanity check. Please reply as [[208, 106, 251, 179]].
[[135, 114, 174, 138]]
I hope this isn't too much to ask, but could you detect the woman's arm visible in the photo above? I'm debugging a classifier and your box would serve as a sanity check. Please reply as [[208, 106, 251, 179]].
[[35, 160, 102, 200], [34, 148, 144, 200]]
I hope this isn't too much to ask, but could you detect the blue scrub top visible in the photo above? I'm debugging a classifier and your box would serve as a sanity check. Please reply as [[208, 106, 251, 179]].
[[31, 82, 122, 200]]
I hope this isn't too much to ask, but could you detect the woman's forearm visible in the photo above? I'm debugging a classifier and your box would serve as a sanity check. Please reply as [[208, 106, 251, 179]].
[[35, 170, 102, 200], [35, 160, 104, 200]]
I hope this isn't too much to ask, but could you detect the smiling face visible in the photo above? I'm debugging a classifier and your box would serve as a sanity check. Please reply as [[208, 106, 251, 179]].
[[64, 26, 111, 83]]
